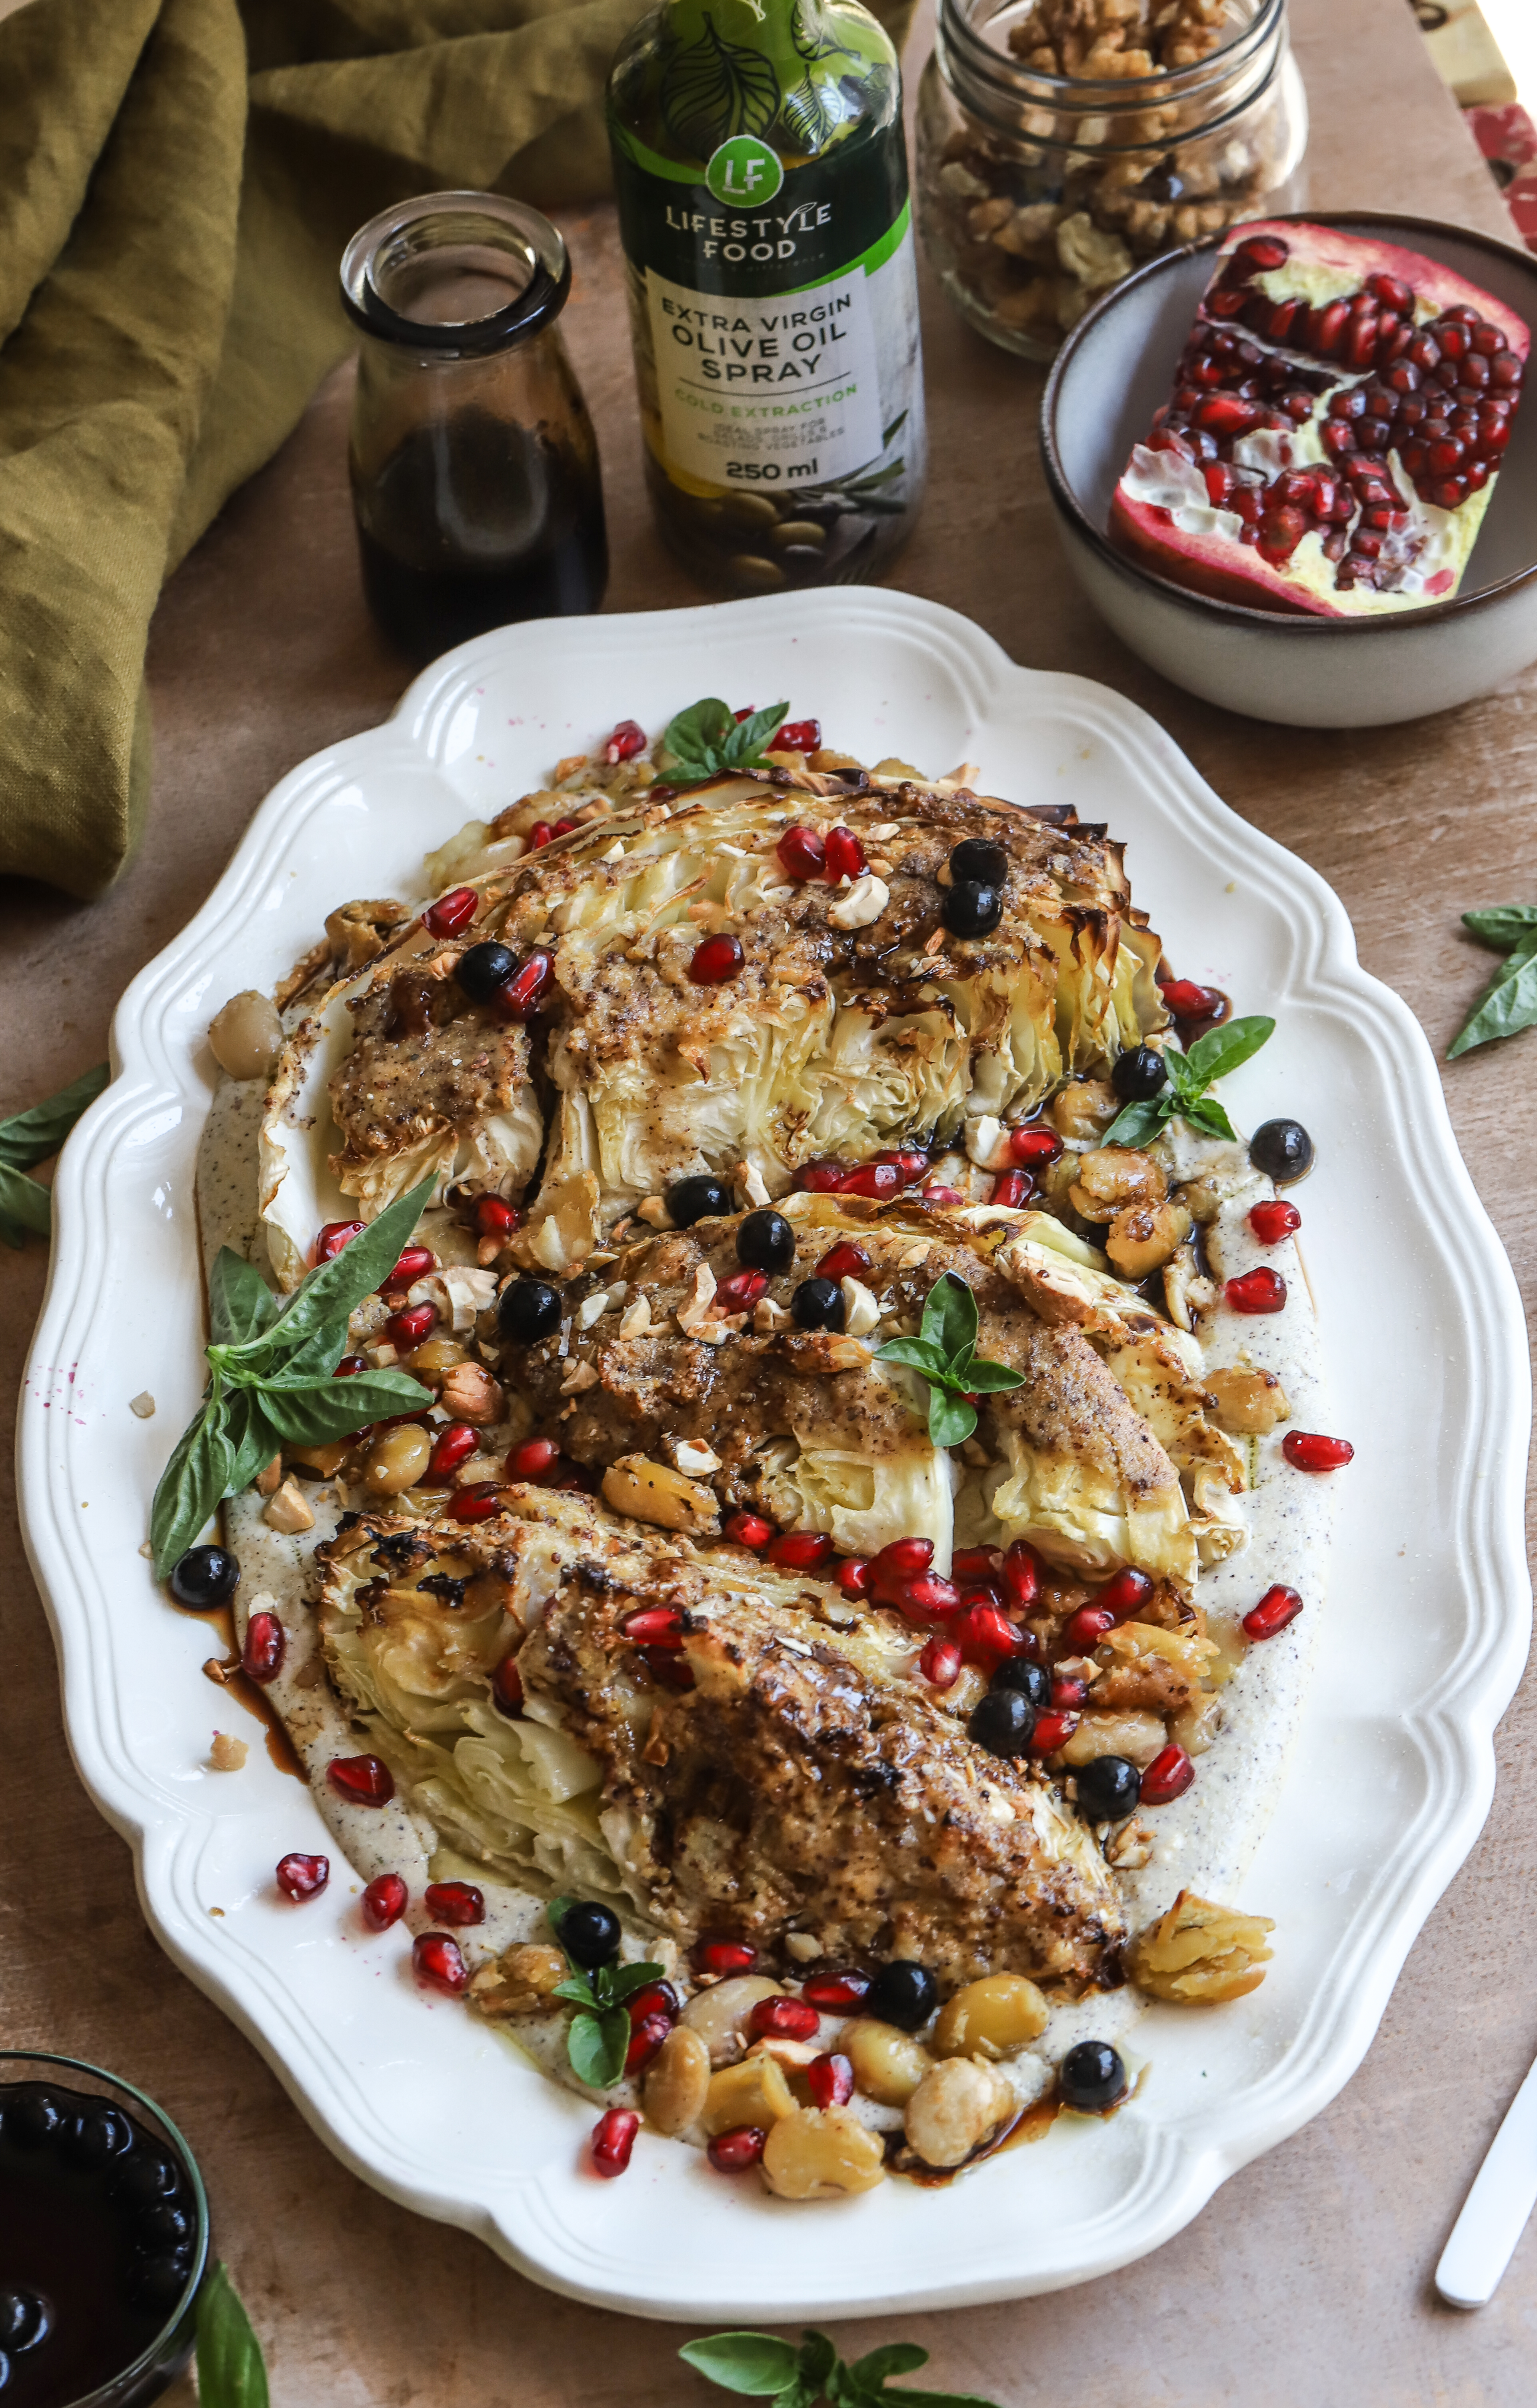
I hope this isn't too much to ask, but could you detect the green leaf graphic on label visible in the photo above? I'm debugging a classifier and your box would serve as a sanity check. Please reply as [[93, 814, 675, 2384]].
[[662, 18, 781, 156], [706, 133, 784, 204], [778, 76, 842, 152]]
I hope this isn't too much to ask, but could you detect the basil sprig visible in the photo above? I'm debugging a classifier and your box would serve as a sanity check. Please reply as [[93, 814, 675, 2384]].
[[150, 1178, 437, 1578], [1448, 906, 1537, 1057], [681, 2328, 997, 2408], [196, 2263, 268, 2408], [660, 696, 790, 788], [0, 1061, 108, 1247], [1102, 1015, 1275, 1148], [547, 1897, 666, 2089], [875, 1272, 1022, 1449]]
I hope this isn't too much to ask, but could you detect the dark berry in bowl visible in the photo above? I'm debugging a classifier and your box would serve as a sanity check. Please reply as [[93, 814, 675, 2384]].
[[168, 1545, 240, 1611], [0, 2288, 51, 2352], [737, 1208, 795, 1274], [666, 1174, 735, 1228], [497, 1278, 562, 1344], [1074, 1754, 1142, 1822], [865, 1960, 938, 2032], [1059, 2039, 1127, 2112], [1111, 1044, 1168, 1102], [1249, 1118, 1314, 1182]]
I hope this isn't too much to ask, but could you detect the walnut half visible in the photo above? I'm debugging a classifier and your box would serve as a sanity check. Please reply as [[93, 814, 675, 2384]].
[[1129, 1889, 1275, 2003]]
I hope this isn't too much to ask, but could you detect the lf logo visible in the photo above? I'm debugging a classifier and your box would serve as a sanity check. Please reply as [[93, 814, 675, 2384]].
[[705, 134, 785, 206]]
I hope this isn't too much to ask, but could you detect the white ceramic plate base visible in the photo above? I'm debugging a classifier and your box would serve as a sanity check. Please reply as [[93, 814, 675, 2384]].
[[19, 590, 1530, 2319]]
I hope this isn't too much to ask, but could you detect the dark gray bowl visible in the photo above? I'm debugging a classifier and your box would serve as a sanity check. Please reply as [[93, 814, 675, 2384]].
[[1041, 213, 1537, 726]]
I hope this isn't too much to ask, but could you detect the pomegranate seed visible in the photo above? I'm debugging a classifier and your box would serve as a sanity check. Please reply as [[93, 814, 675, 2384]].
[[492, 1656, 524, 1716], [733, 707, 756, 722], [361, 1872, 408, 1930], [921, 1184, 964, 1207], [334, 1354, 366, 1377], [1195, 393, 1262, 435], [871, 1536, 934, 1588], [1367, 271, 1414, 313], [1001, 1540, 1042, 1609], [314, 1219, 365, 1264], [991, 1168, 1032, 1208], [724, 1510, 773, 1550], [806, 2052, 855, 2110], [507, 1437, 560, 1483], [1062, 1605, 1117, 1652], [327, 1754, 394, 1807], [242, 1610, 285, 1684], [838, 1556, 871, 1598], [952, 1546, 999, 1584], [1095, 1566, 1153, 1623], [839, 1161, 903, 1198], [954, 1602, 1022, 1660], [793, 1157, 847, 1192], [877, 1148, 931, 1185], [957, 1581, 1004, 1612], [801, 1969, 871, 2012], [424, 1880, 484, 1928], [379, 1244, 436, 1294], [1203, 461, 1235, 508], [451, 1484, 502, 1522], [423, 886, 477, 939], [604, 719, 647, 764], [895, 1574, 963, 1625], [386, 1301, 437, 1348], [1225, 1268, 1287, 1314], [622, 1982, 678, 2030], [690, 934, 744, 985], [1052, 1677, 1087, 1710], [623, 1607, 686, 1650], [1029, 1710, 1077, 1755], [824, 826, 866, 882], [426, 1422, 479, 1482], [1282, 1430, 1355, 1472], [765, 1530, 833, 1572], [1157, 977, 1221, 1021], [777, 825, 827, 881], [591, 2107, 639, 2177], [414, 1932, 468, 1995], [471, 1194, 519, 1242], [715, 1269, 768, 1313], [708, 2126, 767, 2173], [1009, 1124, 1063, 1168], [779, 717, 821, 754], [492, 950, 555, 1022], [645, 1648, 696, 1692], [696, 1938, 758, 1978], [276, 1852, 328, 1901], [1243, 1583, 1304, 1641], [551, 818, 576, 838], [626, 2011, 672, 2074], [1248, 1199, 1301, 1242], [750, 1996, 819, 2044], [918, 1635, 963, 1689], [815, 1241, 870, 1284], [528, 822, 554, 849], [1140, 1744, 1195, 1805], [1231, 233, 1289, 274]]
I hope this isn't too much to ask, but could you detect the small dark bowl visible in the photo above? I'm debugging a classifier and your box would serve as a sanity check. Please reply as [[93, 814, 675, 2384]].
[[1041, 213, 1537, 726]]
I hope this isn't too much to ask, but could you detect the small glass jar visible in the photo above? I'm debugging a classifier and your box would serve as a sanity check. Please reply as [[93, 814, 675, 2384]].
[[342, 192, 608, 657], [917, 0, 1308, 361]]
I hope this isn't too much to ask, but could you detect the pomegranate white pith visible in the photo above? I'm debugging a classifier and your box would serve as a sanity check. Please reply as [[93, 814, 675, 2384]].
[[1111, 220, 1529, 618]]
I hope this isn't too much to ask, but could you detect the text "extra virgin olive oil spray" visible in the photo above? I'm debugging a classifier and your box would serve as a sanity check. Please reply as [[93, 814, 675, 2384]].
[[607, 0, 926, 594]]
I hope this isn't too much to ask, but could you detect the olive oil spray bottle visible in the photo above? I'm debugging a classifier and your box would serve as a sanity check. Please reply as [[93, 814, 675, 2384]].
[[606, 0, 926, 594]]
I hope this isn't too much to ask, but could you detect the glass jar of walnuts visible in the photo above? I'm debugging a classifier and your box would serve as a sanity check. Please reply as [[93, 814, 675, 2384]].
[[917, 0, 1308, 360]]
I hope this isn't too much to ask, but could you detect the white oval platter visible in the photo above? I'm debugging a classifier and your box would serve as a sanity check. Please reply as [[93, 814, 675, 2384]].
[[18, 587, 1531, 2320]]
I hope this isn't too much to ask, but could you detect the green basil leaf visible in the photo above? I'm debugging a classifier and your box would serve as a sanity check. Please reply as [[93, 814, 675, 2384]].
[[927, 1386, 977, 1449], [567, 2004, 631, 2090], [857, 2389, 1001, 2407], [551, 1974, 599, 2010], [1099, 1096, 1169, 1150], [1447, 945, 1537, 1056], [1462, 906, 1537, 951], [224, 1392, 283, 1496], [208, 1250, 279, 1348], [548, 1894, 577, 1937], [680, 2334, 804, 2396], [664, 696, 736, 774], [0, 1162, 53, 1248], [921, 1271, 977, 1367], [602, 1960, 669, 2005], [0, 1061, 110, 1169], [196, 2262, 269, 2408], [250, 1370, 432, 1446], [150, 1399, 231, 1579], [849, 2345, 930, 2387], [722, 700, 789, 764], [1159, 1042, 1192, 1092], [961, 1355, 1024, 1394], [796, 2334, 840, 2395], [872, 1336, 952, 1380], [1176, 1095, 1238, 1142], [1182, 1014, 1275, 1092], [234, 1178, 435, 1363]]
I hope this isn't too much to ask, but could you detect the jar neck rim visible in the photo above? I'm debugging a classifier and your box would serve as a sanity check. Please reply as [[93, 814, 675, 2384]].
[[341, 191, 571, 358], [935, 0, 1285, 133]]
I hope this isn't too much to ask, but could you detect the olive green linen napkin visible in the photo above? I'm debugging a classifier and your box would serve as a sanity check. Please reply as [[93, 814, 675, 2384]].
[[0, 0, 915, 903]]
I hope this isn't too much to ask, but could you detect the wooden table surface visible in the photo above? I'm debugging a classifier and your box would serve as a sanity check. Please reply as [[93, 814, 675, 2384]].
[[4, 0, 1536, 2398]]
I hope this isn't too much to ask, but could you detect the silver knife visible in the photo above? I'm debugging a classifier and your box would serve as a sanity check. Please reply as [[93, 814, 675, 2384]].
[[1436, 2046, 1537, 2308]]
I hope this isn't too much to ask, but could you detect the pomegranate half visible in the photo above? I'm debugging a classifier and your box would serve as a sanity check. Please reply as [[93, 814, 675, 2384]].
[[1110, 221, 1528, 618]]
